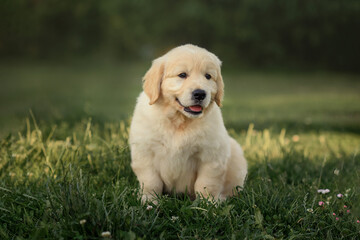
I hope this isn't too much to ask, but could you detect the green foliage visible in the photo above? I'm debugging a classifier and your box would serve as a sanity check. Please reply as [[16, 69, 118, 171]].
[[1, 60, 359, 138], [1, 0, 360, 71]]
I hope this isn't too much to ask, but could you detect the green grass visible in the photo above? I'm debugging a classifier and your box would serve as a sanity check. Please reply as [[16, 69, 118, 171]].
[[0, 60, 360, 239]]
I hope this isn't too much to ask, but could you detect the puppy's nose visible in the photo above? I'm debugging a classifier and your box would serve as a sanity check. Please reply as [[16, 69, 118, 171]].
[[192, 89, 206, 101]]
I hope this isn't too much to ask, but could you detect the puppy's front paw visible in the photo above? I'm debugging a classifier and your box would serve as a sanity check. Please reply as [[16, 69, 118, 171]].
[[141, 194, 158, 205], [218, 194, 227, 202]]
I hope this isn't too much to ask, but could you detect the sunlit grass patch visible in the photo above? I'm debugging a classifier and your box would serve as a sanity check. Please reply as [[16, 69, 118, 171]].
[[0, 117, 359, 239]]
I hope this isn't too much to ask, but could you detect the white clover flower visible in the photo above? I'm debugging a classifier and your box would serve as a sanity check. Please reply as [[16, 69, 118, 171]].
[[101, 231, 111, 238], [333, 169, 340, 175], [171, 216, 179, 222], [79, 219, 86, 225], [146, 205, 153, 211], [317, 189, 330, 194], [337, 193, 343, 198], [306, 208, 313, 213]]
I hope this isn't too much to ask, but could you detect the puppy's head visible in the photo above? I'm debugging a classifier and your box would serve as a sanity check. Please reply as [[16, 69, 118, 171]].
[[143, 44, 224, 119]]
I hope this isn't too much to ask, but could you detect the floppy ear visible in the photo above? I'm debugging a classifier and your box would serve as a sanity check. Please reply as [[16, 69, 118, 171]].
[[143, 57, 165, 105], [215, 70, 224, 107]]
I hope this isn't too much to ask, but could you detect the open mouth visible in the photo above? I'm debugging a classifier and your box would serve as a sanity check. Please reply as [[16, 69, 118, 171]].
[[176, 98, 203, 115]]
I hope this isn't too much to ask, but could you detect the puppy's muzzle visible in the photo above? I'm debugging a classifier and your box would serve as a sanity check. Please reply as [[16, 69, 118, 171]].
[[192, 89, 206, 103]]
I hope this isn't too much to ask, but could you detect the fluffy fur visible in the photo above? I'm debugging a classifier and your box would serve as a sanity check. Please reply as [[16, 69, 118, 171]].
[[129, 44, 247, 203]]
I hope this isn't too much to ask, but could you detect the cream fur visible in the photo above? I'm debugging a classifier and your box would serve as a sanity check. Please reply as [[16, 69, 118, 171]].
[[129, 44, 247, 203]]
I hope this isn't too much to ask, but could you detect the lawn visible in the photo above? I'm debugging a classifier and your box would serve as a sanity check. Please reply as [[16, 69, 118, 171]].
[[0, 60, 360, 239]]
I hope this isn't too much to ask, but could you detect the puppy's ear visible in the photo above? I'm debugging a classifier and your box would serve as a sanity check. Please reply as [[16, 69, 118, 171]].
[[215, 70, 224, 107], [143, 57, 165, 105]]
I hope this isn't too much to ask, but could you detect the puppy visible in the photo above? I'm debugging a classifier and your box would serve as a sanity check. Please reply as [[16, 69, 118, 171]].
[[129, 44, 247, 203]]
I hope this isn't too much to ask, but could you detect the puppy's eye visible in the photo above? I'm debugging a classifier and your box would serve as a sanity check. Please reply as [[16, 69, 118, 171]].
[[205, 73, 212, 80], [178, 72, 187, 78]]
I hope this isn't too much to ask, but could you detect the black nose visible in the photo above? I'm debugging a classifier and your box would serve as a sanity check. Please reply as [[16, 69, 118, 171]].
[[192, 89, 206, 101]]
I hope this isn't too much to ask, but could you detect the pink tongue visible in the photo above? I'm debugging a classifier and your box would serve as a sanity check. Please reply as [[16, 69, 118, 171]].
[[189, 105, 202, 112]]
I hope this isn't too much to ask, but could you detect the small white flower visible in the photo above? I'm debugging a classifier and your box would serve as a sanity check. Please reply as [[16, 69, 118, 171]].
[[80, 219, 86, 225], [171, 216, 179, 222], [101, 231, 111, 238], [317, 189, 330, 194], [146, 205, 153, 211], [345, 188, 351, 193], [337, 193, 343, 198], [333, 169, 340, 175], [306, 208, 313, 213]]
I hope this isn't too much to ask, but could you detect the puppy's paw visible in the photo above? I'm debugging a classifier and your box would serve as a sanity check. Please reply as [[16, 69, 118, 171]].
[[196, 193, 224, 207], [141, 194, 158, 205]]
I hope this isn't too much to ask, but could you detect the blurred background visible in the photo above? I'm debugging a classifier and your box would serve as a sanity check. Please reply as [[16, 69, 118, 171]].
[[1, 0, 360, 136]]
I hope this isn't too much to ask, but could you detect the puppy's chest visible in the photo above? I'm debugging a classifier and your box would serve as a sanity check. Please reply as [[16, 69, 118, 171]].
[[155, 137, 200, 192], [156, 137, 200, 167]]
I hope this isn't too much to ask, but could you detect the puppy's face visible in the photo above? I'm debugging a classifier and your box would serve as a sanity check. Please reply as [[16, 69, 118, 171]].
[[143, 44, 224, 119]]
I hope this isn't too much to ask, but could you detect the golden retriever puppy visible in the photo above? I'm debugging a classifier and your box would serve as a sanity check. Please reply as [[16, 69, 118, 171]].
[[129, 44, 247, 203]]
